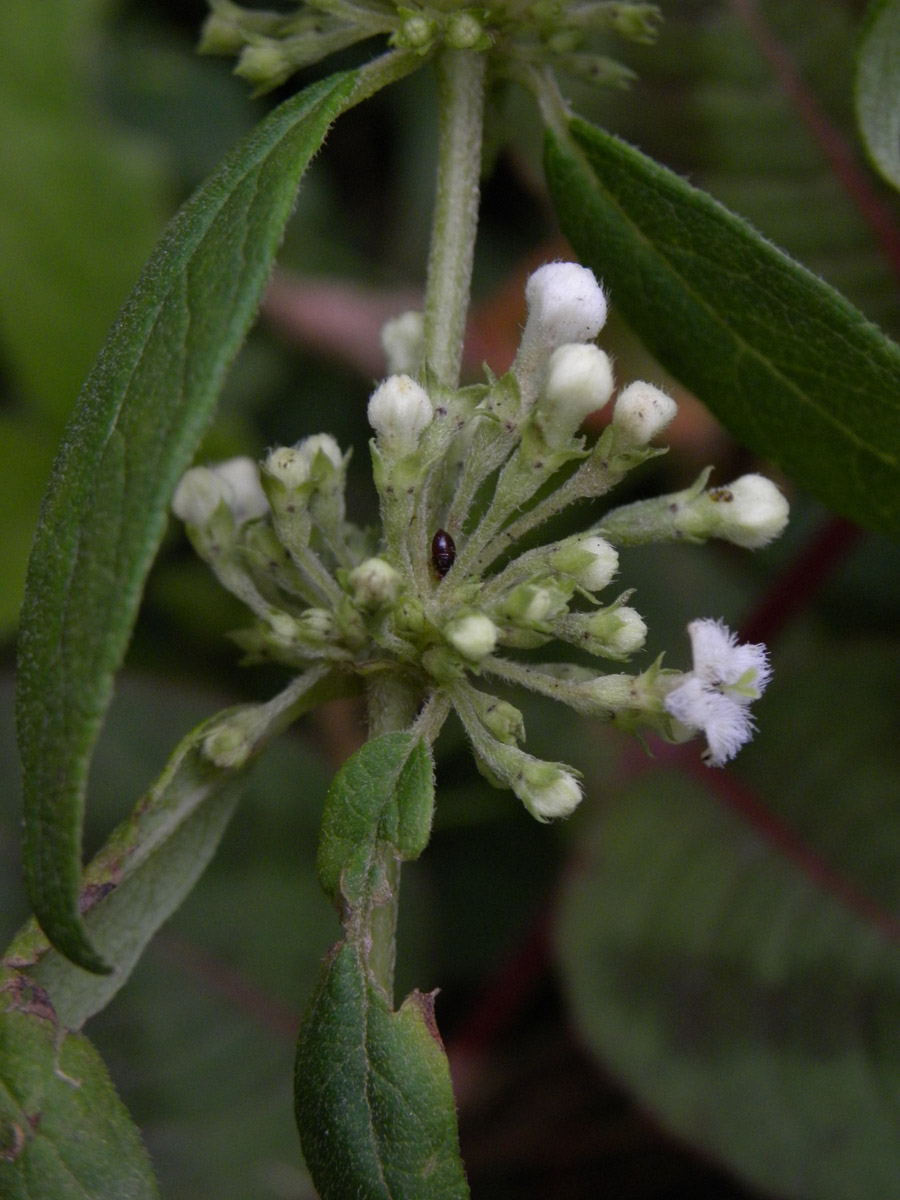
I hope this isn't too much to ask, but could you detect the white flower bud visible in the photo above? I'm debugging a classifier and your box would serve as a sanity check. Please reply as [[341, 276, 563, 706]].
[[348, 557, 402, 611], [499, 581, 571, 625], [557, 605, 647, 658], [551, 535, 619, 592], [518, 762, 583, 822], [295, 433, 343, 471], [706, 474, 790, 548], [606, 606, 648, 655], [172, 457, 268, 527], [612, 381, 677, 445], [523, 263, 608, 350], [212, 457, 269, 523], [172, 467, 226, 528], [381, 311, 425, 376], [264, 445, 311, 490], [367, 374, 433, 454], [444, 613, 498, 661], [539, 343, 615, 444]]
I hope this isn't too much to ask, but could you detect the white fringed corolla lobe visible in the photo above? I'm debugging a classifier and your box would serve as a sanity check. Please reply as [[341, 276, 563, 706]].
[[664, 619, 771, 766]]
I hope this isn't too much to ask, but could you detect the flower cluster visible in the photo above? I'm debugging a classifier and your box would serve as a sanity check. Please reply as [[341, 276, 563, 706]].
[[200, 0, 661, 94], [173, 262, 786, 819]]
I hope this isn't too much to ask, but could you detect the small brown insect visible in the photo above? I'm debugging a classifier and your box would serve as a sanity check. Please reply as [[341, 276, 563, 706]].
[[431, 529, 456, 578]]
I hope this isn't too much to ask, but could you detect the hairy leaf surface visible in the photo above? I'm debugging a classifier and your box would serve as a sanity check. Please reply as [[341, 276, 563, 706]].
[[295, 942, 468, 1200], [0, 969, 159, 1198], [5, 668, 350, 1029], [545, 118, 900, 535], [16, 70, 358, 973]]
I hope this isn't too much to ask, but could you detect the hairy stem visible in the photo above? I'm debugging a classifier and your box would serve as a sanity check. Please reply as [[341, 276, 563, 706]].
[[423, 48, 487, 389], [365, 673, 421, 1001]]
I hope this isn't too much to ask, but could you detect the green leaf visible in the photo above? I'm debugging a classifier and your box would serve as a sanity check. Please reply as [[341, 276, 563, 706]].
[[556, 638, 900, 1199], [0, 968, 159, 1199], [5, 667, 352, 1029], [317, 734, 435, 910], [544, 118, 900, 535], [294, 941, 469, 1200], [15, 68, 360, 975], [856, 0, 900, 192]]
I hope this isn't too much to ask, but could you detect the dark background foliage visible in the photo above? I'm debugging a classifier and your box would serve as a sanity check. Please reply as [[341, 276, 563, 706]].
[[2, 1, 899, 1195]]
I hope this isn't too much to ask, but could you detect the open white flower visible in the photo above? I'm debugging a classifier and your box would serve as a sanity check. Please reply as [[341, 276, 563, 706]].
[[664, 619, 771, 766]]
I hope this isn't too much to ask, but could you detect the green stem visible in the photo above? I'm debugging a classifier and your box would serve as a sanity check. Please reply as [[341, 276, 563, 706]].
[[365, 672, 422, 1001], [423, 48, 487, 389]]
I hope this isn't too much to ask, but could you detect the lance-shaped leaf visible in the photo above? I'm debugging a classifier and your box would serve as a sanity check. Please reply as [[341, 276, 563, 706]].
[[855, 0, 900, 192], [5, 667, 352, 1030], [0, 969, 159, 1199], [295, 941, 469, 1200], [545, 118, 900, 536], [15, 69, 359, 974]]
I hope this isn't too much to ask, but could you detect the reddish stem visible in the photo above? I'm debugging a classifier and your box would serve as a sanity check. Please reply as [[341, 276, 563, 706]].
[[729, 0, 900, 285]]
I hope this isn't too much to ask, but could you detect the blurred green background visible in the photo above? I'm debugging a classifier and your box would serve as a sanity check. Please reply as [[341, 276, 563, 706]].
[[2, 1, 900, 1196]]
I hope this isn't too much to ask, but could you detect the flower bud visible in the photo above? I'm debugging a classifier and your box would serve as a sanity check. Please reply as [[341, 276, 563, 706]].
[[199, 11, 246, 55], [295, 433, 343, 471], [602, 606, 648, 656], [518, 761, 583, 822], [556, 606, 647, 658], [394, 13, 436, 52], [480, 697, 526, 746], [445, 12, 490, 50], [235, 40, 294, 91], [612, 381, 677, 445], [702, 474, 789, 548], [172, 457, 268, 528], [367, 374, 433, 454], [172, 467, 226, 528], [264, 445, 311, 491], [538, 343, 614, 444], [550, 535, 619, 592], [523, 262, 608, 352], [498, 582, 571, 625], [444, 612, 498, 661], [347, 557, 402, 611], [381, 311, 425, 375]]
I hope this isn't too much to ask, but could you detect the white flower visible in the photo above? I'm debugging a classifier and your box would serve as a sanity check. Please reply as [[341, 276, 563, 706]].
[[664, 619, 771, 766], [367, 373, 433, 454], [523, 262, 607, 351], [612, 380, 677, 445]]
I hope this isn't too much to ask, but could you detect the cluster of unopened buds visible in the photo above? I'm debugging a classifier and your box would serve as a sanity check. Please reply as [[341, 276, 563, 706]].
[[200, 0, 662, 93], [173, 262, 788, 820]]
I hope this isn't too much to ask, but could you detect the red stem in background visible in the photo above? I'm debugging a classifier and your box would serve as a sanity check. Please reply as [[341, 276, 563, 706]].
[[729, 0, 900, 286], [739, 514, 861, 646]]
